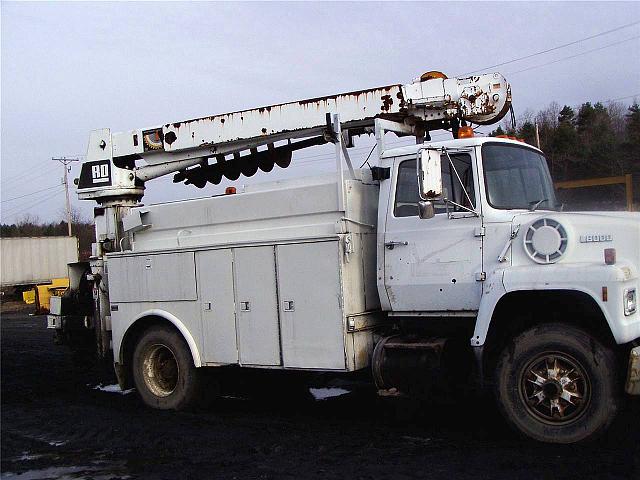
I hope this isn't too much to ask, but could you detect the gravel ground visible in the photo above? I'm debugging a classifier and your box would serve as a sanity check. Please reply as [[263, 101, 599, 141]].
[[1, 313, 638, 479]]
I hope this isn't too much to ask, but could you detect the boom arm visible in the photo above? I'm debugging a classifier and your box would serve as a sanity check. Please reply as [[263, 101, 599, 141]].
[[77, 72, 511, 202]]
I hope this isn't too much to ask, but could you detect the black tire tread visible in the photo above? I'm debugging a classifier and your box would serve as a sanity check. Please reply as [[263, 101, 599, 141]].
[[494, 322, 619, 444], [132, 325, 201, 411]]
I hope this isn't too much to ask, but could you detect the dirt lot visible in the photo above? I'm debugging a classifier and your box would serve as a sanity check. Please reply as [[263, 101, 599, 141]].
[[1, 313, 638, 479]]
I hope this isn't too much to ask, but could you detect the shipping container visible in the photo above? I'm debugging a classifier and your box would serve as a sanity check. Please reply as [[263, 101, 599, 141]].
[[0, 236, 78, 286]]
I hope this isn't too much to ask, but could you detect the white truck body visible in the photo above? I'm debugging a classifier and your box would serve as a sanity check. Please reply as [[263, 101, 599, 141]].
[[107, 172, 380, 371], [1, 236, 78, 287], [106, 138, 640, 376]]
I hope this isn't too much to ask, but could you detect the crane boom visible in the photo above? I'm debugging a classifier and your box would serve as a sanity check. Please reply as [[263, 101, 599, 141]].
[[77, 72, 511, 202]]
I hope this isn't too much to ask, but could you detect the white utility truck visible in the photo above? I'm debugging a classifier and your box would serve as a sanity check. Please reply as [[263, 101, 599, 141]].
[[48, 71, 639, 444]]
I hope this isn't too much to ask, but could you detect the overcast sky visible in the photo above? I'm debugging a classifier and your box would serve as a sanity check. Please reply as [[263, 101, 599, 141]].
[[1, 1, 639, 224]]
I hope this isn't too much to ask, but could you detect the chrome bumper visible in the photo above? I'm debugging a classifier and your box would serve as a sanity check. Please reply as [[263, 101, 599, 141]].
[[626, 346, 640, 395]]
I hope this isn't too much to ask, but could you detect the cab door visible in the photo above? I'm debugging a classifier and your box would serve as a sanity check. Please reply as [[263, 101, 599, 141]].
[[383, 152, 483, 312]]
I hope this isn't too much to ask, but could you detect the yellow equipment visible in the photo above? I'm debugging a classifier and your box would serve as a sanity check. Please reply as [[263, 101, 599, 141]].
[[22, 278, 69, 313], [22, 290, 36, 305]]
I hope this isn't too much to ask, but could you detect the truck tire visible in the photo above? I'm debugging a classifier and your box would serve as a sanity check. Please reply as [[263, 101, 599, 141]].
[[132, 325, 201, 410], [494, 323, 619, 444]]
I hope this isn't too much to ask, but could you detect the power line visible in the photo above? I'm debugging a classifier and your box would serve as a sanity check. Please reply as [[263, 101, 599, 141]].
[[20, 165, 65, 184], [1, 183, 63, 203], [507, 36, 640, 75], [2, 188, 64, 217], [1, 162, 58, 185], [1, 188, 65, 219], [603, 94, 640, 103], [458, 20, 640, 76]]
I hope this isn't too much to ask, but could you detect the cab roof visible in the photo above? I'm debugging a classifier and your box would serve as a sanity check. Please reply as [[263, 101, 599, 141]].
[[380, 136, 541, 160]]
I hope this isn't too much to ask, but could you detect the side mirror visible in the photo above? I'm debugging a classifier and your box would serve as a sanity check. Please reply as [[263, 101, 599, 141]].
[[418, 149, 443, 201], [418, 200, 435, 219]]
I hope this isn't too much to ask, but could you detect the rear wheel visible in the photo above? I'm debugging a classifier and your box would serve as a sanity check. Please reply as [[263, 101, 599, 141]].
[[495, 323, 619, 443], [132, 326, 201, 410]]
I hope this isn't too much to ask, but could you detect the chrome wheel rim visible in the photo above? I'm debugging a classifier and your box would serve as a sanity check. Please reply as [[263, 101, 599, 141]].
[[520, 351, 590, 425], [142, 344, 179, 397]]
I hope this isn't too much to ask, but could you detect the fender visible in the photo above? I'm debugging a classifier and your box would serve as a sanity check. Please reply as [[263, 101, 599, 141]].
[[471, 269, 507, 346], [471, 264, 632, 346], [119, 309, 202, 367]]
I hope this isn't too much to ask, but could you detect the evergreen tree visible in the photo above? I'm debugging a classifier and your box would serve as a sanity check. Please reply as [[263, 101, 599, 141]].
[[626, 103, 640, 144], [518, 121, 537, 146], [490, 125, 506, 136], [558, 105, 575, 125]]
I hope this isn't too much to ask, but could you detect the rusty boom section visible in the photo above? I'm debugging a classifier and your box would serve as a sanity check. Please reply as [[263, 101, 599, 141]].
[[77, 72, 510, 199]]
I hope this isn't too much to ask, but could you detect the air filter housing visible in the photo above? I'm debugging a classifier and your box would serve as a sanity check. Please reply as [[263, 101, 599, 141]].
[[524, 218, 568, 264]]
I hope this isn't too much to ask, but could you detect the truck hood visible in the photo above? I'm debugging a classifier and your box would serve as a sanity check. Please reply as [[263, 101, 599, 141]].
[[509, 211, 640, 276]]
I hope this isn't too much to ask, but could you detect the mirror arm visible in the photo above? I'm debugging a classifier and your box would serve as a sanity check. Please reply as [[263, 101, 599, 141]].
[[443, 148, 475, 209], [443, 198, 478, 216]]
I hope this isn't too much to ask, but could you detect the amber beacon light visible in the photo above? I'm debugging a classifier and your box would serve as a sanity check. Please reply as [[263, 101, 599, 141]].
[[457, 126, 474, 138]]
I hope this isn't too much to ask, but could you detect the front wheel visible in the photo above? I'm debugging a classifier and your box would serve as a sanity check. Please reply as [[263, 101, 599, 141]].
[[495, 323, 619, 443], [132, 325, 201, 410]]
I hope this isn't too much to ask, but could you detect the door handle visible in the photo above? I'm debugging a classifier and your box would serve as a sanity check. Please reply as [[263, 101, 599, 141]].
[[240, 301, 251, 312], [385, 241, 408, 250], [283, 300, 295, 312]]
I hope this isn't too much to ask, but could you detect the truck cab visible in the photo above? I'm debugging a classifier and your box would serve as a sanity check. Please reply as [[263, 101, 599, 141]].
[[379, 136, 639, 346], [374, 135, 639, 443]]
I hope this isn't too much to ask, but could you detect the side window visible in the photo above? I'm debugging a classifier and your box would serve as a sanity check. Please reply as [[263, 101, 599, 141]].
[[438, 154, 476, 213], [393, 154, 476, 218], [394, 159, 419, 217]]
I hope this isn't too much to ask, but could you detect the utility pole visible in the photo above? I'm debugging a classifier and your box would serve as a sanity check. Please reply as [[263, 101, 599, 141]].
[[52, 157, 80, 236], [534, 122, 541, 149]]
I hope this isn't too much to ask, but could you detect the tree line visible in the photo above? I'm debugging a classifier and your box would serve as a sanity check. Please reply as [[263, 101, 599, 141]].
[[1, 214, 94, 260], [491, 101, 639, 209]]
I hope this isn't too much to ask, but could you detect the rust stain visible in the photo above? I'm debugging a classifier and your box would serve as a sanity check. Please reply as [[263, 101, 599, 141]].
[[163, 84, 404, 131], [380, 94, 394, 112]]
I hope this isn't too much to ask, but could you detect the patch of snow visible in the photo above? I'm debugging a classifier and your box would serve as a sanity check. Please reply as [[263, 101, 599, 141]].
[[1, 465, 130, 480], [221, 395, 248, 400], [48, 440, 67, 447], [18, 453, 48, 461], [309, 387, 350, 400], [92, 384, 134, 395], [402, 435, 432, 444]]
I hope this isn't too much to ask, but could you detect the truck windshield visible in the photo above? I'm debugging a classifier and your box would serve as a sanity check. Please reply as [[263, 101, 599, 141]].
[[482, 143, 559, 211]]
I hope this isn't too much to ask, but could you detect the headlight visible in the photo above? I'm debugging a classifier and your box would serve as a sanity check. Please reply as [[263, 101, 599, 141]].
[[623, 288, 637, 316]]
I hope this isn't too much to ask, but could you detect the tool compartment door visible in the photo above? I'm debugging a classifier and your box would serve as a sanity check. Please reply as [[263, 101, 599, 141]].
[[197, 249, 238, 364], [276, 241, 345, 370], [234, 246, 281, 366], [108, 252, 197, 302]]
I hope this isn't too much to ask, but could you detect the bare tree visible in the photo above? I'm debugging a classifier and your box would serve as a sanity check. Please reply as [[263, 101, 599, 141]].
[[606, 101, 626, 137], [15, 214, 42, 236]]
